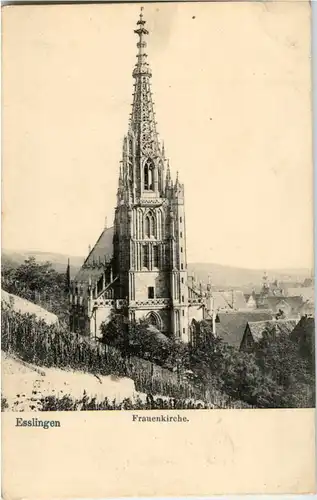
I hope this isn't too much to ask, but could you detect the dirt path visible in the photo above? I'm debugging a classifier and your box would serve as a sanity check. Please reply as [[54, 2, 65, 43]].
[[2, 351, 143, 411]]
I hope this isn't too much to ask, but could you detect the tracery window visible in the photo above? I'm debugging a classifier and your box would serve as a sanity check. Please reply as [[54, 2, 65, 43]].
[[144, 159, 154, 190], [143, 244, 149, 268], [145, 212, 155, 238]]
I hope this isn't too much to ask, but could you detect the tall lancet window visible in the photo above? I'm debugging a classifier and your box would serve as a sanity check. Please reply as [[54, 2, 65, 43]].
[[153, 245, 159, 268], [145, 212, 155, 238], [143, 244, 149, 268], [144, 159, 154, 190]]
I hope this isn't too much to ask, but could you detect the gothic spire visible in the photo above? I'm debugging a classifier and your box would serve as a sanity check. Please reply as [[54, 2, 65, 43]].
[[165, 159, 172, 189], [129, 7, 161, 159], [133, 7, 151, 79]]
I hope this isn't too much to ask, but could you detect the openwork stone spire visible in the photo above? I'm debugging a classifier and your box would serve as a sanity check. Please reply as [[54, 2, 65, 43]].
[[129, 7, 161, 159]]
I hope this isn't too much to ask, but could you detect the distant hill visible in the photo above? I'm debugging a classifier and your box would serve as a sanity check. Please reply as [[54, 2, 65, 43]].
[[2, 250, 83, 279], [187, 263, 312, 293], [2, 249, 312, 292]]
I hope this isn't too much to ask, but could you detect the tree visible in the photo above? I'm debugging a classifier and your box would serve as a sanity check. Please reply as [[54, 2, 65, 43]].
[[186, 320, 306, 408], [100, 311, 128, 352], [101, 314, 175, 366], [128, 319, 172, 364], [254, 328, 315, 407], [1, 257, 69, 322]]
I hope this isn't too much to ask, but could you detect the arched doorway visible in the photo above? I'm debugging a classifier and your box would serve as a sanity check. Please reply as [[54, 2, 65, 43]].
[[146, 311, 162, 330]]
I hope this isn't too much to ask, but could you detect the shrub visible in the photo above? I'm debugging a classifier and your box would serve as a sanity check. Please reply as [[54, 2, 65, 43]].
[[38, 392, 246, 411]]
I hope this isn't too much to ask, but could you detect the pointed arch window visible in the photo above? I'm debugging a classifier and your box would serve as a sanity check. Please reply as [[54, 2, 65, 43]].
[[153, 245, 159, 268], [143, 244, 149, 269], [144, 159, 154, 191], [145, 212, 155, 238]]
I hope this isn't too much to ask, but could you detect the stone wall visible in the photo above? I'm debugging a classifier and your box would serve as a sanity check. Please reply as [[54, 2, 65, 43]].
[[188, 303, 205, 323], [90, 305, 113, 338], [134, 271, 170, 300]]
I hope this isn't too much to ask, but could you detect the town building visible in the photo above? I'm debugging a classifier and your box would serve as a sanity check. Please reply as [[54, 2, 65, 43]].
[[240, 319, 299, 352]]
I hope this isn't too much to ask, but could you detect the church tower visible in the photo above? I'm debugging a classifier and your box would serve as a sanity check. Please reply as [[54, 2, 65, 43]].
[[112, 8, 189, 341]]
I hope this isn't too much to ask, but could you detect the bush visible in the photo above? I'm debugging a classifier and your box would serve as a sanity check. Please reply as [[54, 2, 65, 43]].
[[38, 391, 226, 411]]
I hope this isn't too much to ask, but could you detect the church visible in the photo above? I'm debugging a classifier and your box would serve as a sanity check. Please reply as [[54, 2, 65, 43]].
[[70, 9, 212, 342]]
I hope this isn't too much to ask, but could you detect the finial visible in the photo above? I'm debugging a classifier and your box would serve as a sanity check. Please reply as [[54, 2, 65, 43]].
[[165, 160, 172, 189], [162, 141, 165, 158], [104, 216, 108, 229], [166, 160, 171, 177], [135, 6, 148, 36], [88, 244, 91, 254], [133, 6, 151, 79]]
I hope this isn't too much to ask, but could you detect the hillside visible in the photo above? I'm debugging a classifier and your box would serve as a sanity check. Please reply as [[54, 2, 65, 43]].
[[2, 249, 83, 278], [1, 350, 141, 412], [2, 249, 312, 291], [187, 263, 312, 292], [2, 290, 58, 325]]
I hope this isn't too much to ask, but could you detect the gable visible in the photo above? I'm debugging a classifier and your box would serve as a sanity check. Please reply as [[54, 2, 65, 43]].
[[215, 310, 273, 348], [247, 319, 298, 343], [275, 299, 291, 311]]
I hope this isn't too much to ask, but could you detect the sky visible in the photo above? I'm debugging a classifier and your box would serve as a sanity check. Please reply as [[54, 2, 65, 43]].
[[2, 2, 313, 269]]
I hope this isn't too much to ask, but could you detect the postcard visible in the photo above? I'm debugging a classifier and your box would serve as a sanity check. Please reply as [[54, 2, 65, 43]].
[[1, 1, 315, 498]]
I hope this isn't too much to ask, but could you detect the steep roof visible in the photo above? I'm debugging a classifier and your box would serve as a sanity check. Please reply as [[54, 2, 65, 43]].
[[75, 226, 114, 284], [212, 291, 232, 311], [279, 281, 302, 291], [286, 287, 314, 302], [215, 310, 273, 348], [284, 296, 305, 311], [212, 290, 247, 312], [291, 316, 314, 342], [222, 290, 247, 310], [290, 316, 315, 359], [303, 278, 313, 287], [246, 319, 298, 343], [299, 301, 315, 316], [261, 296, 303, 313]]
